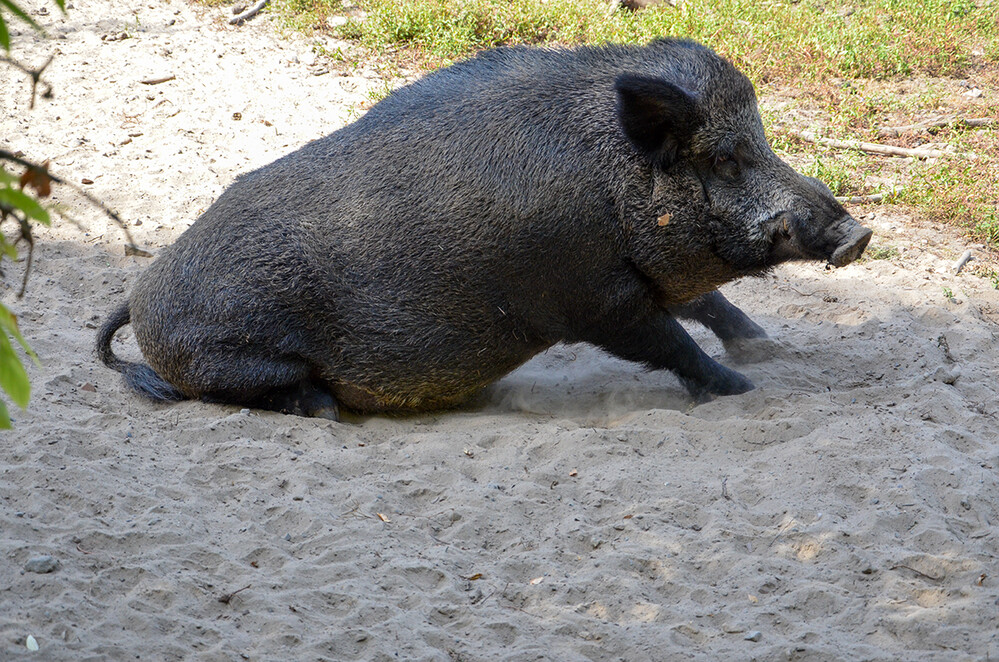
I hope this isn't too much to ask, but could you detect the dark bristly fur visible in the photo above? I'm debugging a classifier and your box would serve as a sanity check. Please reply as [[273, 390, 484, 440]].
[[96, 39, 871, 418]]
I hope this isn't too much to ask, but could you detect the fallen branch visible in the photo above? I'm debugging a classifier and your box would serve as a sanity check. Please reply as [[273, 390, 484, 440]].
[[217, 584, 251, 604], [879, 115, 994, 137], [890, 564, 943, 582], [229, 0, 268, 24], [836, 193, 885, 204], [140, 74, 176, 85], [0, 149, 137, 250], [953, 250, 974, 275], [793, 130, 975, 160]]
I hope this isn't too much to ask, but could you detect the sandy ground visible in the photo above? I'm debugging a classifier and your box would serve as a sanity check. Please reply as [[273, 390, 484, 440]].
[[3, 1, 999, 659]]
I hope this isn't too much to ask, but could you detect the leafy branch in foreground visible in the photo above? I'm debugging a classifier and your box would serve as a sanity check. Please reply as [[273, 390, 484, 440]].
[[1, 0, 137, 427], [0, 0, 65, 429], [0, 159, 49, 427], [0, 0, 65, 50], [0, 0, 55, 428], [0, 150, 138, 429], [0, 53, 54, 108]]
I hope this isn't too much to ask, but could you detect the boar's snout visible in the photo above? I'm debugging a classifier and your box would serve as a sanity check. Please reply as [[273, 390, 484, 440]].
[[828, 216, 873, 267], [776, 176, 872, 268], [782, 211, 872, 268]]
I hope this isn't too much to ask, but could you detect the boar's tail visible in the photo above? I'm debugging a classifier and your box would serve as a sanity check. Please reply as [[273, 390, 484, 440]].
[[96, 302, 186, 402]]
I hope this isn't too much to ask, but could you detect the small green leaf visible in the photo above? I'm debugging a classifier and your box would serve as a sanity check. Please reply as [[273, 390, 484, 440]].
[[0, 304, 37, 363], [0, 399, 10, 429], [0, 166, 18, 185], [0, 0, 40, 32], [0, 188, 50, 225], [0, 332, 30, 409], [0, 14, 10, 51]]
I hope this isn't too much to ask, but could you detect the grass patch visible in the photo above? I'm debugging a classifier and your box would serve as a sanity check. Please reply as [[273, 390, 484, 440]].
[[798, 154, 867, 197], [317, 0, 997, 79], [899, 158, 999, 245], [864, 244, 900, 261], [972, 265, 999, 289]]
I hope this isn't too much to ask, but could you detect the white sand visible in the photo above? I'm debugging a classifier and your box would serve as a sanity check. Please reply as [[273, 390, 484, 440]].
[[3, 1, 999, 659]]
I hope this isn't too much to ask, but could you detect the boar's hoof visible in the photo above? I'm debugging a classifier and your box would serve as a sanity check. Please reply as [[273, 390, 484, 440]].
[[255, 380, 340, 421], [682, 365, 755, 402]]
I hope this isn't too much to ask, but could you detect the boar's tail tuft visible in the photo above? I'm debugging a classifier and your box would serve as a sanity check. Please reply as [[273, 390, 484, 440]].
[[96, 302, 185, 402]]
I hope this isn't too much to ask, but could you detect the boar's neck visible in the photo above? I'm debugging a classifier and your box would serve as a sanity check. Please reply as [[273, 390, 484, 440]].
[[627, 254, 740, 308], [617, 168, 742, 307]]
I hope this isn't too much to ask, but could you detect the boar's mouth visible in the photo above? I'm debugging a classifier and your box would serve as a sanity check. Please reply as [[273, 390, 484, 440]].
[[768, 213, 872, 268], [828, 221, 873, 267], [767, 217, 799, 265]]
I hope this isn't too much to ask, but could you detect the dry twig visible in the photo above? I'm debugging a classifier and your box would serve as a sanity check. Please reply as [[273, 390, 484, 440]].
[[793, 130, 975, 160], [140, 74, 176, 85], [953, 250, 974, 275], [836, 193, 886, 204], [890, 564, 943, 581], [0, 54, 54, 109], [878, 115, 994, 137], [217, 584, 252, 604], [229, 0, 268, 24]]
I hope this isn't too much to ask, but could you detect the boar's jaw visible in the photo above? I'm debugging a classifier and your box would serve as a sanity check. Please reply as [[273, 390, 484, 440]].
[[765, 213, 805, 265]]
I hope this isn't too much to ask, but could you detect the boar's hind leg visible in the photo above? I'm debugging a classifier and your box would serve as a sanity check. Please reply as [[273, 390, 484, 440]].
[[670, 291, 767, 351], [593, 311, 755, 399], [252, 378, 340, 421], [194, 353, 339, 420]]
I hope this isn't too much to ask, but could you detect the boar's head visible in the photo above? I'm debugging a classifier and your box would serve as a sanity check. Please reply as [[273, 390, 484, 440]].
[[614, 41, 871, 302]]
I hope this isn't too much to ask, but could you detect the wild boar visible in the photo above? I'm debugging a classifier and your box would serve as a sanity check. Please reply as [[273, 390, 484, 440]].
[[97, 39, 872, 419]]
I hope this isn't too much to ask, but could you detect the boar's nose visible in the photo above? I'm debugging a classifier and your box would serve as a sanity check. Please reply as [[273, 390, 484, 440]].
[[828, 216, 873, 267]]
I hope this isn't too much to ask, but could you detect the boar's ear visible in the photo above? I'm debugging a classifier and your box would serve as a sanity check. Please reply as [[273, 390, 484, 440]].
[[615, 73, 699, 168]]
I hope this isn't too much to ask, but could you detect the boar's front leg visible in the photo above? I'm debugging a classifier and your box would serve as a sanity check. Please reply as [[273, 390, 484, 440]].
[[590, 310, 755, 399], [670, 290, 768, 352]]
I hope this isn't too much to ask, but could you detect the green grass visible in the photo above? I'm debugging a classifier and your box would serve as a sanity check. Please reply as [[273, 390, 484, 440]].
[[316, 0, 997, 80], [890, 136, 999, 246], [798, 154, 867, 197], [864, 244, 900, 261], [977, 266, 999, 289]]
